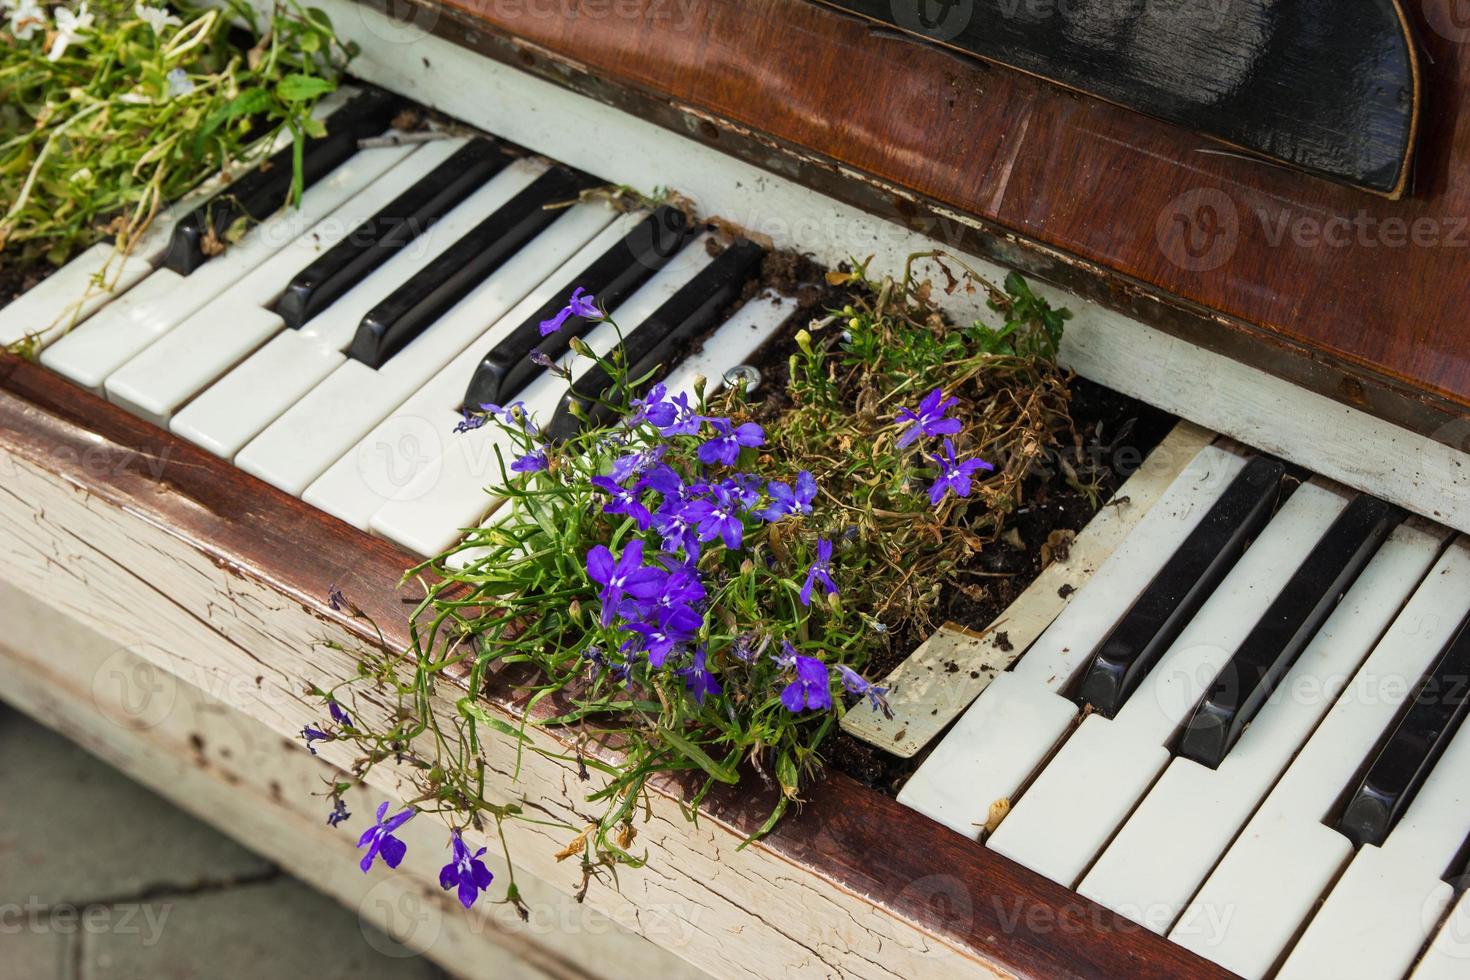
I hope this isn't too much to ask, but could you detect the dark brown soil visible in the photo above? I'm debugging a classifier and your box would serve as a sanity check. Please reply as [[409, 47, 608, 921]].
[[0, 256, 57, 311]]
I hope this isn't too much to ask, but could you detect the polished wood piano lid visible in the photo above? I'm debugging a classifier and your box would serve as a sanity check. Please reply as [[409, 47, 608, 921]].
[[403, 0, 1470, 438]]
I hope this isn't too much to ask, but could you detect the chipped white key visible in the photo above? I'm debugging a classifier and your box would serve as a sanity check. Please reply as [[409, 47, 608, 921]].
[[896, 444, 1247, 839], [1077, 518, 1445, 932], [1172, 537, 1470, 979]]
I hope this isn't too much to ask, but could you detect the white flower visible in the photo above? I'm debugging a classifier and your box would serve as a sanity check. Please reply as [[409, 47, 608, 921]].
[[134, 2, 178, 35], [7, 0, 46, 40], [165, 66, 193, 98], [47, 2, 95, 62]]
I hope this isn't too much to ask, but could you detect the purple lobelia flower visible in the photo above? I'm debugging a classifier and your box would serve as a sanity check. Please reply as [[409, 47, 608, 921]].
[[780, 656, 832, 713], [697, 419, 765, 466], [301, 725, 328, 755], [684, 483, 746, 550], [329, 701, 352, 728], [453, 407, 488, 434], [585, 540, 664, 626], [678, 648, 721, 705], [647, 563, 706, 617], [327, 798, 351, 827], [758, 470, 817, 521], [626, 383, 677, 429], [773, 638, 799, 670], [327, 584, 347, 612], [653, 501, 701, 558], [511, 449, 548, 474], [439, 831, 495, 909], [591, 475, 653, 529], [799, 538, 838, 606], [610, 445, 666, 484], [896, 388, 962, 448], [357, 801, 415, 872], [927, 438, 995, 505], [658, 392, 703, 437], [539, 286, 599, 336], [627, 603, 703, 668], [836, 665, 892, 716]]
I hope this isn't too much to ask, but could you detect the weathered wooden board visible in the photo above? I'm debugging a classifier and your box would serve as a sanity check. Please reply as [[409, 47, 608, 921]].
[[819, 0, 1420, 196], [0, 354, 1229, 978]]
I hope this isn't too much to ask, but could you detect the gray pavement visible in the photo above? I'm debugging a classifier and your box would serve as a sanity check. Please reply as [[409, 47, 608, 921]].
[[0, 706, 450, 980]]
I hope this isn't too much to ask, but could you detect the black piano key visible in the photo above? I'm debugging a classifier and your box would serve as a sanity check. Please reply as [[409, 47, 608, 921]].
[[276, 138, 510, 328], [544, 239, 766, 442], [1178, 495, 1403, 769], [163, 88, 405, 275], [348, 166, 597, 369], [1336, 613, 1470, 849], [1073, 456, 1285, 718], [462, 206, 693, 408]]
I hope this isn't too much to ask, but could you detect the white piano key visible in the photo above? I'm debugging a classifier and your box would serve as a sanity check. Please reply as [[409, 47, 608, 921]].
[[0, 242, 153, 348], [300, 210, 651, 528], [36, 93, 381, 374], [101, 142, 429, 425], [1172, 537, 1470, 979], [443, 291, 799, 571], [1276, 715, 1470, 980], [986, 481, 1348, 886], [1413, 888, 1470, 979], [366, 237, 720, 556], [1076, 519, 1446, 933], [232, 198, 613, 491], [895, 444, 1247, 839], [170, 152, 546, 458]]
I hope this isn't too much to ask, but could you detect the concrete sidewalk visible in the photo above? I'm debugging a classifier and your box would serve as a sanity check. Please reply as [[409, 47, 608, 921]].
[[0, 706, 451, 980]]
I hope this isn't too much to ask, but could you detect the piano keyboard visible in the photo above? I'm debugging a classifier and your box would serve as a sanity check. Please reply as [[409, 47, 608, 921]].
[[8, 75, 1470, 980], [900, 436, 1470, 979], [0, 86, 798, 559]]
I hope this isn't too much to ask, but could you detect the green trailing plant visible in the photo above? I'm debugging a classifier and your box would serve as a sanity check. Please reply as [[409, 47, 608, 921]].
[[0, 0, 352, 267], [305, 254, 1073, 910]]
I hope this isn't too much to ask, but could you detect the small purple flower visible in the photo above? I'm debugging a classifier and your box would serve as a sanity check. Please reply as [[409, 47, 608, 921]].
[[301, 725, 328, 755], [780, 656, 832, 713], [529, 348, 555, 369], [439, 831, 495, 909], [678, 648, 721, 705], [684, 485, 746, 550], [327, 584, 347, 612], [626, 383, 677, 429], [357, 801, 415, 873], [837, 665, 891, 716], [637, 462, 684, 497], [453, 407, 488, 434], [585, 540, 665, 626], [799, 539, 838, 606], [511, 449, 548, 474], [759, 470, 817, 521], [927, 438, 995, 505], [896, 388, 962, 448], [730, 633, 758, 663], [653, 501, 701, 558], [648, 564, 706, 616], [329, 701, 352, 728], [539, 286, 599, 336], [610, 445, 666, 484], [697, 419, 765, 466], [327, 798, 351, 827], [627, 603, 703, 668], [658, 392, 703, 437], [591, 475, 653, 529], [773, 639, 799, 669]]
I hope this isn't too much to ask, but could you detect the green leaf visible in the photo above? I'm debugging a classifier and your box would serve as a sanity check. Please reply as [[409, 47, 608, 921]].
[[660, 727, 739, 784], [275, 73, 335, 103], [456, 697, 531, 744]]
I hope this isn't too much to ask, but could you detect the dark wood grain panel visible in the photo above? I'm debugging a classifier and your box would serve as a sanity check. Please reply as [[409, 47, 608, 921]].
[[0, 353, 1232, 978], [820, 0, 1420, 197], [391, 0, 1470, 439]]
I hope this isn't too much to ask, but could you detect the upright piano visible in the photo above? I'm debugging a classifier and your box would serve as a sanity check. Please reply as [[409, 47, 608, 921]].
[[3, 1, 1470, 977]]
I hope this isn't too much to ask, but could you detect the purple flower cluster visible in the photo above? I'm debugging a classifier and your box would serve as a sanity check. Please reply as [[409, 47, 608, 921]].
[[893, 388, 994, 504]]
